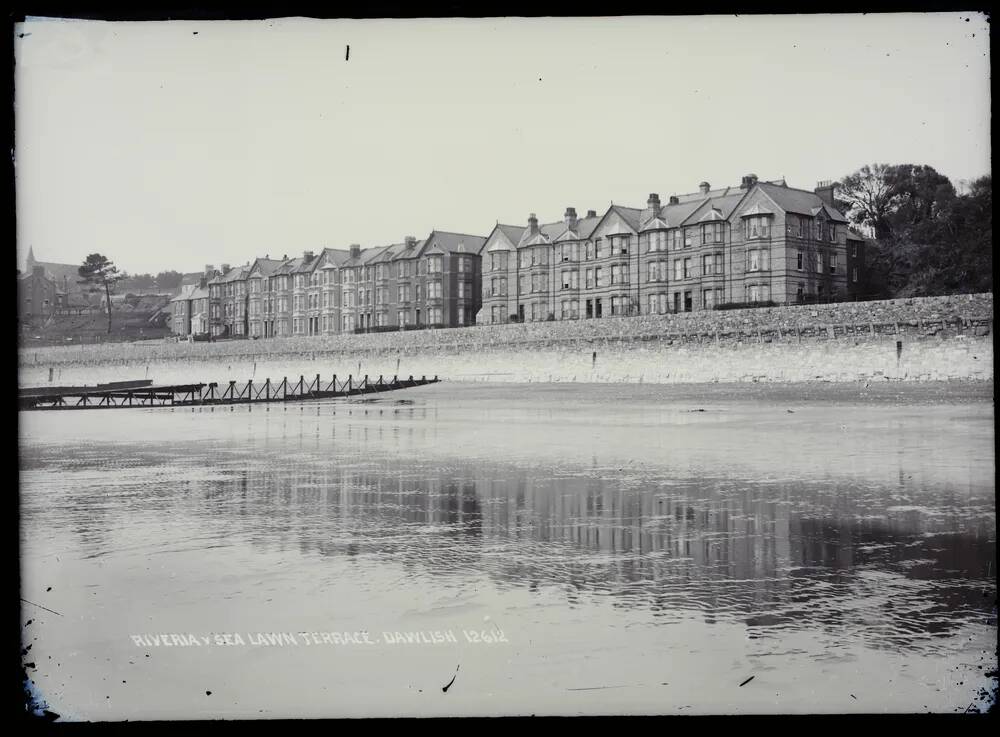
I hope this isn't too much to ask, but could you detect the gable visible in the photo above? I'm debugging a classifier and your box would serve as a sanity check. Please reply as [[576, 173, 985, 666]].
[[485, 225, 517, 252], [590, 208, 638, 240]]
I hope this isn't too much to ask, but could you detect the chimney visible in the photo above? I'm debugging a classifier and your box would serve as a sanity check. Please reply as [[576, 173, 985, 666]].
[[204, 264, 214, 276], [586, 209, 597, 218], [221, 263, 231, 274], [699, 182, 711, 195], [303, 250, 314, 261], [741, 173, 759, 189], [528, 213, 539, 235], [564, 207, 578, 229], [646, 193, 661, 220], [668, 195, 679, 205], [404, 236, 417, 248], [199, 276, 207, 289], [349, 244, 361, 259], [815, 180, 837, 207]]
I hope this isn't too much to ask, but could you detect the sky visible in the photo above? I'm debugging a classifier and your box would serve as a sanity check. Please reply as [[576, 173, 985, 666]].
[[14, 13, 991, 275]]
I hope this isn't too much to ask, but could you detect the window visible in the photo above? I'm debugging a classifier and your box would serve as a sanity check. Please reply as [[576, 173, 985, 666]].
[[561, 243, 579, 262], [684, 229, 692, 248], [499, 277, 507, 296], [852, 267, 858, 282], [745, 216, 770, 239], [560, 300, 579, 319], [668, 230, 681, 250], [798, 217, 806, 238], [617, 236, 630, 255], [561, 270, 579, 289], [683, 258, 691, 279], [428, 307, 443, 324], [851, 243, 859, 258], [519, 250, 530, 269], [673, 260, 683, 281], [458, 257, 469, 273], [585, 241, 594, 260], [519, 275, 528, 294], [646, 231, 666, 252], [715, 253, 723, 274], [816, 252, 824, 274], [747, 249, 770, 272], [797, 252, 804, 270], [398, 285, 411, 302], [797, 284, 804, 301], [596, 238, 609, 259], [594, 267, 604, 287], [829, 226, 836, 243], [530, 303, 539, 322], [457, 281, 466, 299], [829, 254, 838, 274], [647, 292, 668, 315], [610, 265, 628, 285], [585, 268, 594, 289], [531, 273, 540, 293], [702, 254, 712, 276], [428, 281, 442, 299], [701, 222, 723, 245], [427, 256, 442, 274], [703, 289, 715, 309]]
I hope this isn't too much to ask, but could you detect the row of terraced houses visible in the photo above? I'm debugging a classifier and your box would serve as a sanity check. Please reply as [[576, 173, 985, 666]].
[[170, 174, 868, 338]]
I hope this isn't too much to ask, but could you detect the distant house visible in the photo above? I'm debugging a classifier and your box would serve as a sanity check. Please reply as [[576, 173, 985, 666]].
[[18, 266, 64, 324], [24, 247, 84, 296]]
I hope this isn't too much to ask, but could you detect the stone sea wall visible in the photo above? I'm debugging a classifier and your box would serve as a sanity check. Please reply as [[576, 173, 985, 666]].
[[18, 293, 994, 386]]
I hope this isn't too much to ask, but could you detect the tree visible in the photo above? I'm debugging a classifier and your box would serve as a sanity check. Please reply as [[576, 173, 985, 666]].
[[838, 163, 897, 240], [839, 163, 990, 299], [78, 254, 123, 334], [155, 270, 183, 291]]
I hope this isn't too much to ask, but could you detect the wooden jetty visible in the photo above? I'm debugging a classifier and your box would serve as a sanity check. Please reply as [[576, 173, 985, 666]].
[[19, 374, 439, 411]]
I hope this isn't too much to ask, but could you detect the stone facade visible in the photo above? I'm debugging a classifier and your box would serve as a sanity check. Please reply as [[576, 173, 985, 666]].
[[480, 176, 870, 325]]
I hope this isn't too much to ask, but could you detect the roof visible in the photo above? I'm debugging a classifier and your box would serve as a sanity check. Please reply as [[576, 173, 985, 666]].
[[248, 258, 285, 277], [423, 230, 487, 255], [317, 248, 352, 269], [210, 264, 250, 283], [170, 284, 198, 303], [30, 261, 83, 291], [758, 182, 849, 222]]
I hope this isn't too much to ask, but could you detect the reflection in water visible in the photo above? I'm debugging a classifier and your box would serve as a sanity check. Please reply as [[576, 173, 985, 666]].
[[23, 426, 995, 657], [18, 387, 996, 716]]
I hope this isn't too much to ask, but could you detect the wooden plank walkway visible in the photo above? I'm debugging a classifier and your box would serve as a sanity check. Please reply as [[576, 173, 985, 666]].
[[19, 374, 439, 411]]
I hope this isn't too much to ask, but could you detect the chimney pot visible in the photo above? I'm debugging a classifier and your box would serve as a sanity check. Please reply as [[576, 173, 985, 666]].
[[349, 244, 361, 259], [669, 196, 679, 205], [221, 263, 231, 274], [586, 209, 597, 218], [528, 213, 539, 234], [303, 250, 314, 261], [564, 207, 578, 228], [699, 182, 711, 195]]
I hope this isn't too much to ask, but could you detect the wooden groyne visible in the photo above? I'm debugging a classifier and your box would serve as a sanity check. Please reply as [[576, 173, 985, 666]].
[[19, 374, 439, 411]]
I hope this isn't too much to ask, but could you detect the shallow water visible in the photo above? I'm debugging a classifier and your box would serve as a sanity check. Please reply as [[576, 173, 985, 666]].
[[19, 383, 997, 718]]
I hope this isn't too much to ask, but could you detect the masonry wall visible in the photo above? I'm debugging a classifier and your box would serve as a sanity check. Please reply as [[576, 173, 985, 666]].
[[18, 294, 994, 388]]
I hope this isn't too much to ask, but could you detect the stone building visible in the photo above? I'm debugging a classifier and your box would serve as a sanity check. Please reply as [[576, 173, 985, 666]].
[[479, 175, 867, 324]]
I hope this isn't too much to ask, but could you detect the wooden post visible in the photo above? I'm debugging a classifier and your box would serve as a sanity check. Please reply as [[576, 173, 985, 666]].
[[265, 378, 270, 400], [332, 374, 337, 394], [348, 375, 352, 393], [248, 379, 253, 401], [315, 374, 321, 394]]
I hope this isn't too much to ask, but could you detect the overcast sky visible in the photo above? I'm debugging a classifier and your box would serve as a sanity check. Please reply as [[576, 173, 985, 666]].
[[14, 13, 990, 275]]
